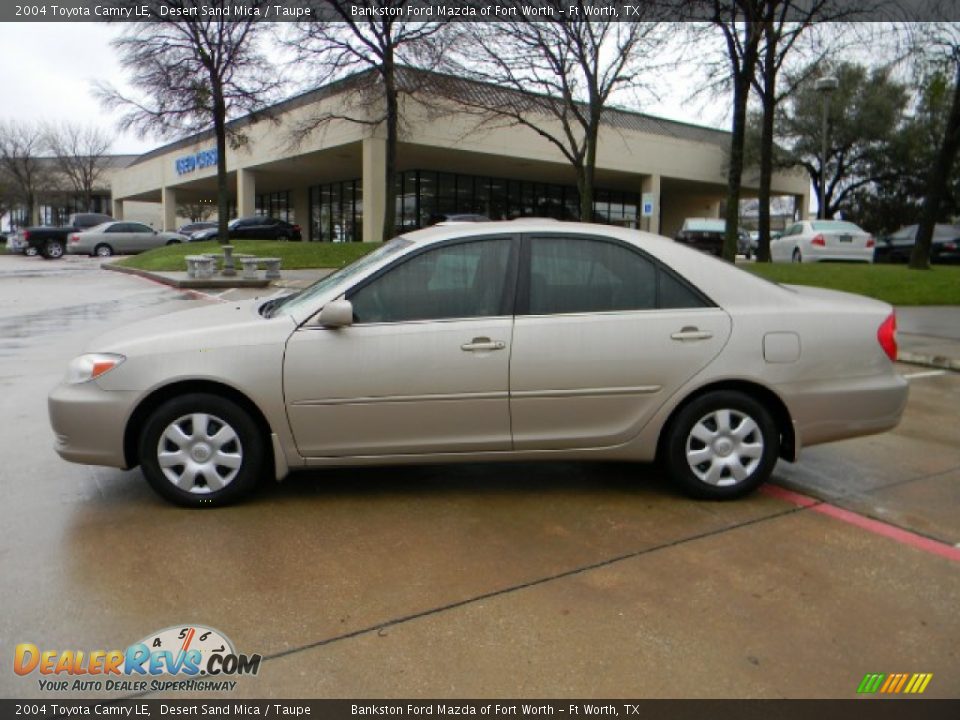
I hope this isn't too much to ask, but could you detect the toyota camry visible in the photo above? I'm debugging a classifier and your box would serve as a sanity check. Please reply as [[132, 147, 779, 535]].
[[49, 220, 908, 507]]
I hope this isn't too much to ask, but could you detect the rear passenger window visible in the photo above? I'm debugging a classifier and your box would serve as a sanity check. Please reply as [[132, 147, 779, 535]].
[[529, 237, 656, 314], [659, 270, 708, 309]]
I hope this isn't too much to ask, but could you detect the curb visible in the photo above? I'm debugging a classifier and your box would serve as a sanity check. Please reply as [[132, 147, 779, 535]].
[[104, 262, 269, 289], [897, 351, 960, 372]]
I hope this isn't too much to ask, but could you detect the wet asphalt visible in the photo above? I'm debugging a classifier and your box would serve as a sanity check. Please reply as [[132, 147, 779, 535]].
[[0, 253, 957, 699]]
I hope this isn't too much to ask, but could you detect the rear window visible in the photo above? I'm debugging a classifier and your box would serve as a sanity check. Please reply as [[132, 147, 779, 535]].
[[811, 221, 862, 233]]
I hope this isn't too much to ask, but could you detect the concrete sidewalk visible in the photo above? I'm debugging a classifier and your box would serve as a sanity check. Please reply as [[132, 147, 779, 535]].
[[896, 306, 960, 371], [106, 263, 959, 372]]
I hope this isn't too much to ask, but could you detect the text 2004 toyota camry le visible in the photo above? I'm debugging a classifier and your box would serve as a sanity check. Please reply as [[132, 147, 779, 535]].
[[49, 221, 908, 507]]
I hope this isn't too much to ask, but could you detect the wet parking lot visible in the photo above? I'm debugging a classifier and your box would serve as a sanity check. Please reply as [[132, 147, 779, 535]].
[[0, 253, 957, 699]]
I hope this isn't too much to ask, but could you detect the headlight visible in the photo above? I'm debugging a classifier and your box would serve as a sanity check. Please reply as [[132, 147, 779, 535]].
[[65, 353, 126, 385]]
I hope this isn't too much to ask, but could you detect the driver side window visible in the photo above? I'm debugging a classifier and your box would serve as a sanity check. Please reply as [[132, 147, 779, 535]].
[[348, 238, 513, 324]]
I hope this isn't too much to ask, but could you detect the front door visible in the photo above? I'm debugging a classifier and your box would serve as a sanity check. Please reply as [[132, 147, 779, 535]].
[[283, 235, 518, 457]]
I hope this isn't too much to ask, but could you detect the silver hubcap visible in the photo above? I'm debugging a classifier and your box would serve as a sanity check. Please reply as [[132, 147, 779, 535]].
[[157, 413, 243, 494], [685, 409, 764, 487], [48, 244, 63, 257], [96, 246, 111, 256]]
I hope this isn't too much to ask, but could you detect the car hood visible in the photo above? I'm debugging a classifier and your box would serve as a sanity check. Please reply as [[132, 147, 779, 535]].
[[85, 298, 294, 355]]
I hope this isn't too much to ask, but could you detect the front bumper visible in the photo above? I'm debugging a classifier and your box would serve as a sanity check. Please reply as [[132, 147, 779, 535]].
[[49, 381, 138, 469]]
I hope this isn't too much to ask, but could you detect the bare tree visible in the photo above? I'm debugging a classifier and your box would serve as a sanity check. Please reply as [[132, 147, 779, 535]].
[[96, 0, 281, 243], [440, 5, 664, 223], [287, 2, 446, 241], [44, 123, 113, 213], [178, 200, 216, 223], [909, 20, 960, 269], [682, 3, 765, 262], [0, 120, 50, 227]]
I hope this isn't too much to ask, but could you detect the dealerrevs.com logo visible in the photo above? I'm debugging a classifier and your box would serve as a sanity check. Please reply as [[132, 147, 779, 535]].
[[14, 624, 261, 693]]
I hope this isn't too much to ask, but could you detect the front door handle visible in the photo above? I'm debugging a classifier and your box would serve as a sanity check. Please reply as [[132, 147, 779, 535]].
[[461, 337, 506, 352], [671, 327, 713, 341]]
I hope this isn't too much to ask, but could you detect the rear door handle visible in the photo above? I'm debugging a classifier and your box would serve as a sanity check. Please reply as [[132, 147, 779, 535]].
[[671, 327, 713, 341], [461, 337, 506, 352]]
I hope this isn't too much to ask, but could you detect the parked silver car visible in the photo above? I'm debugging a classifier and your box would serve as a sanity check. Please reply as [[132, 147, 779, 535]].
[[49, 220, 907, 507], [67, 221, 186, 257]]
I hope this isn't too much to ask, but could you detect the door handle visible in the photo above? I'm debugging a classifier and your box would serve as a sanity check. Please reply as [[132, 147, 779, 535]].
[[671, 327, 713, 341], [461, 337, 506, 352]]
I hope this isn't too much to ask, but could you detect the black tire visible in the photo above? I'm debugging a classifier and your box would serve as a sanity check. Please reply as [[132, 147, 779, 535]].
[[791, 248, 802, 264], [662, 390, 780, 500], [94, 244, 114, 257], [42, 239, 65, 260], [138, 393, 265, 508], [165, 239, 181, 246]]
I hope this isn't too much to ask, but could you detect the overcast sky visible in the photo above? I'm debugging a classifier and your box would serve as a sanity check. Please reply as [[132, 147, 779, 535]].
[[0, 22, 729, 156]]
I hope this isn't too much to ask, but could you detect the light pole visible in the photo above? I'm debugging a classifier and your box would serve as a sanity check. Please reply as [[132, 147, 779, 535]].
[[815, 76, 839, 220]]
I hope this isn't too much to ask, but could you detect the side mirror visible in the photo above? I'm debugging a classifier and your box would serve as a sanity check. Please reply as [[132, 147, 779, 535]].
[[317, 299, 354, 328]]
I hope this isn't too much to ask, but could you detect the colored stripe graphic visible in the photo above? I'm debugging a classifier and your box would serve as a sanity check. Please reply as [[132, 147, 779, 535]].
[[857, 672, 932, 694]]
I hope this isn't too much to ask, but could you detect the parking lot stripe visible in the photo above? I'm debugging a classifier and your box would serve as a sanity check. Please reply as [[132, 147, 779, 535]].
[[762, 485, 960, 563]]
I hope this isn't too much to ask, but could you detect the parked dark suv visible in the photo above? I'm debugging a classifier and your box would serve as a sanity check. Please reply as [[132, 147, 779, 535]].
[[191, 216, 302, 242]]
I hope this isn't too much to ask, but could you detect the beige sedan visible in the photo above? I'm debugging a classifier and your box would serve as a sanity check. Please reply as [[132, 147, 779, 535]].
[[49, 221, 908, 507]]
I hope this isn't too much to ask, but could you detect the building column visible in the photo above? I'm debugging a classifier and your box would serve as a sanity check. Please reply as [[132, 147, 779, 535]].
[[161, 187, 176, 231], [641, 174, 661, 235], [362, 136, 387, 243], [30, 204, 41, 226], [112, 198, 124, 220], [797, 193, 810, 220], [292, 186, 310, 241], [237, 168, 256, 217]]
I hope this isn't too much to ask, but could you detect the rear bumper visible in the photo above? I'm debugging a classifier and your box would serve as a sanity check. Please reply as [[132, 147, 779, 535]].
[[779, 372, 909, 449], [49, 381, 135, 469], [807, 246, 874, 263]]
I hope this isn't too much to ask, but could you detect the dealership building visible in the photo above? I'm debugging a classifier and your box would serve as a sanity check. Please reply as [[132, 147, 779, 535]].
[[108, 69, 809, 242]]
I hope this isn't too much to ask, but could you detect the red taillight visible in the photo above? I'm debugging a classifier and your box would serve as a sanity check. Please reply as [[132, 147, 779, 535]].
[[811, 234, 826, 247], [70, 234, 79, 243], [866, 236, 875, 248], [292, 225, 301, 232], [22, 230, 29, 241], [877, 312, 897, 362], [945, 242, 957, 251]]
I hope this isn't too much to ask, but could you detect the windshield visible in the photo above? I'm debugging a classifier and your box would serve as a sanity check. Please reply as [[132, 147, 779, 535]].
[[266, 238, 413, 318]]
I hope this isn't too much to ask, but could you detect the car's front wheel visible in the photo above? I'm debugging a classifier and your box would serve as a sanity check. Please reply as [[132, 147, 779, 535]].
[[792, 248, 802, 263], [662, 391, 780, 500], [139, 393, 265, 507]]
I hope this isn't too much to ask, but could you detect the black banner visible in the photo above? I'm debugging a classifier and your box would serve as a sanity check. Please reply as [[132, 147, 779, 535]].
[[3, 700, 960, 720]]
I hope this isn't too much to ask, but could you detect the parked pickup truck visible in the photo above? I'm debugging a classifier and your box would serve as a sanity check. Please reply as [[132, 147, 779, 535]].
[[19, 213, 113, 259]]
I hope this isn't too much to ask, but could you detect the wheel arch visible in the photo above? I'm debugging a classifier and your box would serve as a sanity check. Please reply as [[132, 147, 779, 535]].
[[123, 379, 275, 470], [656, 379, 797, 463]]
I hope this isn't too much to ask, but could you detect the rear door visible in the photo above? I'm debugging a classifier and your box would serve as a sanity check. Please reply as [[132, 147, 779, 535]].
[[509, 234, 731, 450]]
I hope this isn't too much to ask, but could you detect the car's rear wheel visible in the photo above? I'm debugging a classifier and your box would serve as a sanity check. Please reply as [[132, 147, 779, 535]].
[[662, 390, 779, 500], [42, 239, 65, 260], [165, 239, 181, 246], [139, 393, 264, 508], [792, 248, 802, 263], [94, 244, 113, 257]]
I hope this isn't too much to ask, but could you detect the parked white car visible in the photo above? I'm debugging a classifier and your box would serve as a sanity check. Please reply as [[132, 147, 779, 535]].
[[770, 220, 875, 263]]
